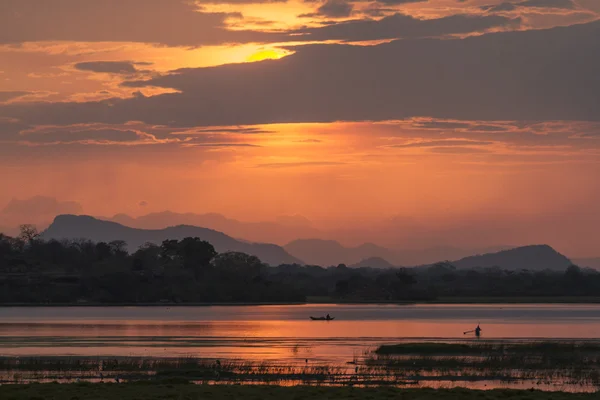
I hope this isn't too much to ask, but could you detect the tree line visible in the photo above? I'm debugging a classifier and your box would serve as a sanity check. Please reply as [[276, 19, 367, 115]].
[[0, 225, 596, 304]]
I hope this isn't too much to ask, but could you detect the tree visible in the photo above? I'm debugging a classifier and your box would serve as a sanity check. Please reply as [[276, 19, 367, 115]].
[[178, 237, 217, 270], [18, 224, 39, 244], [335, 279, 350, 297], [565, 265, 583, 285], [396, 269, 417, 285], [132, 242, 161, 271], [160, 239, 180, 261], [109, 240, 128, 256], [212, 252, 263, 281], [96, 242, 113, 261]]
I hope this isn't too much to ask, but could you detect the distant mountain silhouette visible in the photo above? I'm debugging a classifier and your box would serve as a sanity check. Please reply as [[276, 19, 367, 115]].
[[43, 215, 303, 266], [284, 239, 395, 266], [451, 245, 572, 271], [350, 257, 396, 269], [573, 258, 600, 270], [107, 211, 320, 246], [284, 238, 514, 267]]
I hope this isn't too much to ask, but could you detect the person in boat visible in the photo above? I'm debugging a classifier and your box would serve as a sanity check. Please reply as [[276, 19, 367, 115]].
[[475, 324, 482, 337], [326, 314, 331, 320]]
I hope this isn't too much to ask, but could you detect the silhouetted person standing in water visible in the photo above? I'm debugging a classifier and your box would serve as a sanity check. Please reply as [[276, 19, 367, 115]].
[[475, 324, 482, 337]]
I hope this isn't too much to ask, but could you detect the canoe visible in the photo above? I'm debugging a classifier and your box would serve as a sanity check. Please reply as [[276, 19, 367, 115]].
[[309, 316, 335, 321]]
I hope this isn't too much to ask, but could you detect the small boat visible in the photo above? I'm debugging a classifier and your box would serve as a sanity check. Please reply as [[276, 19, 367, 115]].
[[309, 316, 335, 321]]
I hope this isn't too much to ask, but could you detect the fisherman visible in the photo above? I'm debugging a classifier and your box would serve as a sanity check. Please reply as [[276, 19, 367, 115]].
[[475, 324, 482, 337], [326, 314, 331, 320]]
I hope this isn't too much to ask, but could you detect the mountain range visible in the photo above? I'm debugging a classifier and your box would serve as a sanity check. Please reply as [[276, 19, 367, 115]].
[[107, 211, 320, 246], [340, 245, 573, 271], [43, 215, 302, 266], [39, 214, 577, 271], [284, 238, 513, 267], [104, 212, 516, 266]]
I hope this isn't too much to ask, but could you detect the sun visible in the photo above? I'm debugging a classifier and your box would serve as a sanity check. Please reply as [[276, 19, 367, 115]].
[[246, 48, 291, 63]]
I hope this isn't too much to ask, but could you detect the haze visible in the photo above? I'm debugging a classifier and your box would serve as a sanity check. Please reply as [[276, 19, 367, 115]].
[[1, 0, 599, 257]]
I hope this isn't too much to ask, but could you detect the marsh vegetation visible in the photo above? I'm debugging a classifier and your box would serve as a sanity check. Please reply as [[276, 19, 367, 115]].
[[3, 341, 600, 392]]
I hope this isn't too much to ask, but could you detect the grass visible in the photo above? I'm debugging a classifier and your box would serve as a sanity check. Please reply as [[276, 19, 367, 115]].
[[365, 341, 600, 388], [5, 342, 600, 390], [0, 384, 598, 400], [374, 342, 600, 356], [3, 346, 600, 390]]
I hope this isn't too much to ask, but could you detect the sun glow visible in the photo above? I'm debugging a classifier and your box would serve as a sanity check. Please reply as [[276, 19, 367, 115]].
[[246, 48, 291, 63]]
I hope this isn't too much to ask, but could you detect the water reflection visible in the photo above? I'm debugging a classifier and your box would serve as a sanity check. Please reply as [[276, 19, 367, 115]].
[[1, 304, 600, 363]]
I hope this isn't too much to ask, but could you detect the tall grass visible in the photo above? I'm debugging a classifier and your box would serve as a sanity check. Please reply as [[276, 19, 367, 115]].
[[3, 342, 600, 390]]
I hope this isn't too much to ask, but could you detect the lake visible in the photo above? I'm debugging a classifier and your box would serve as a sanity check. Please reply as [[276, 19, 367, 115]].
[[2, 304, 600, 365]]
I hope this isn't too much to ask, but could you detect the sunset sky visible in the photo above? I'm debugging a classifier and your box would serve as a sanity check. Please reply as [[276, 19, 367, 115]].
[[1, 0, 599, 256]]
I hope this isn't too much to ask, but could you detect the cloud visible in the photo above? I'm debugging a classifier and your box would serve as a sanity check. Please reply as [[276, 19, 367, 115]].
[[0, 0, 279, 46], [1, 20, 599, 126], [294, 139, 323, 143], [411, 121, 473, 129], [374, 0, 428, 3], [482, 0, 576, 12], [481, 2, 518, 12], [201, 0, 287, 2], [176, 126, 273, 135], [291, 13, 519, 42], [0, 91, 32, 103], [428, 147, 492, 154], [74, 61, 141, 75], [256, 161, 346, 168], [410, 119, 513, 132], [19, 128, 147, 145], [388, 140, 494, 148], [517, 0, 576, 8], [303, 0, 354, 18]]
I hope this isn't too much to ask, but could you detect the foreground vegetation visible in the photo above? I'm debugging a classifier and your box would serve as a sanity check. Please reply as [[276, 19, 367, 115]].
[[1, 384, 598, 400], [1, 226, 598, 303], [366, 341, 600, 389], [375, 341, 600, 355], [4, 340, 600, 389]]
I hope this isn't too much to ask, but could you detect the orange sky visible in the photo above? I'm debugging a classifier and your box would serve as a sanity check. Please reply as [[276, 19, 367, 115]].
[[1, 0, 600, 256]]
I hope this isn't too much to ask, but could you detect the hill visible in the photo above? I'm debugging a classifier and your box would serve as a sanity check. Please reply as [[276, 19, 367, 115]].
[[452, 245, 572, 271], [350, 257, 396, 269], [284, 238, 514, 267], [284, 239, 395, 266], [107, 211, 320, 246], [43, 215, 303, 266]]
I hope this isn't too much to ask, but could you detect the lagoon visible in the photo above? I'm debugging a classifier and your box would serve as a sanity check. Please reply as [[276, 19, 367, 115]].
[[2, 304, 600, 364]]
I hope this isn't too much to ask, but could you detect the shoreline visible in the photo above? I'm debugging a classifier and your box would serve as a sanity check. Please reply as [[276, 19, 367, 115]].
[[3, 296, 600, 306], [0, 384, 597, 399]]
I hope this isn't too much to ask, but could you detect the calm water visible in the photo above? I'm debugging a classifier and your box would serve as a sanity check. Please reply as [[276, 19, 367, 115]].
[[2, 304, 600, 364]]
